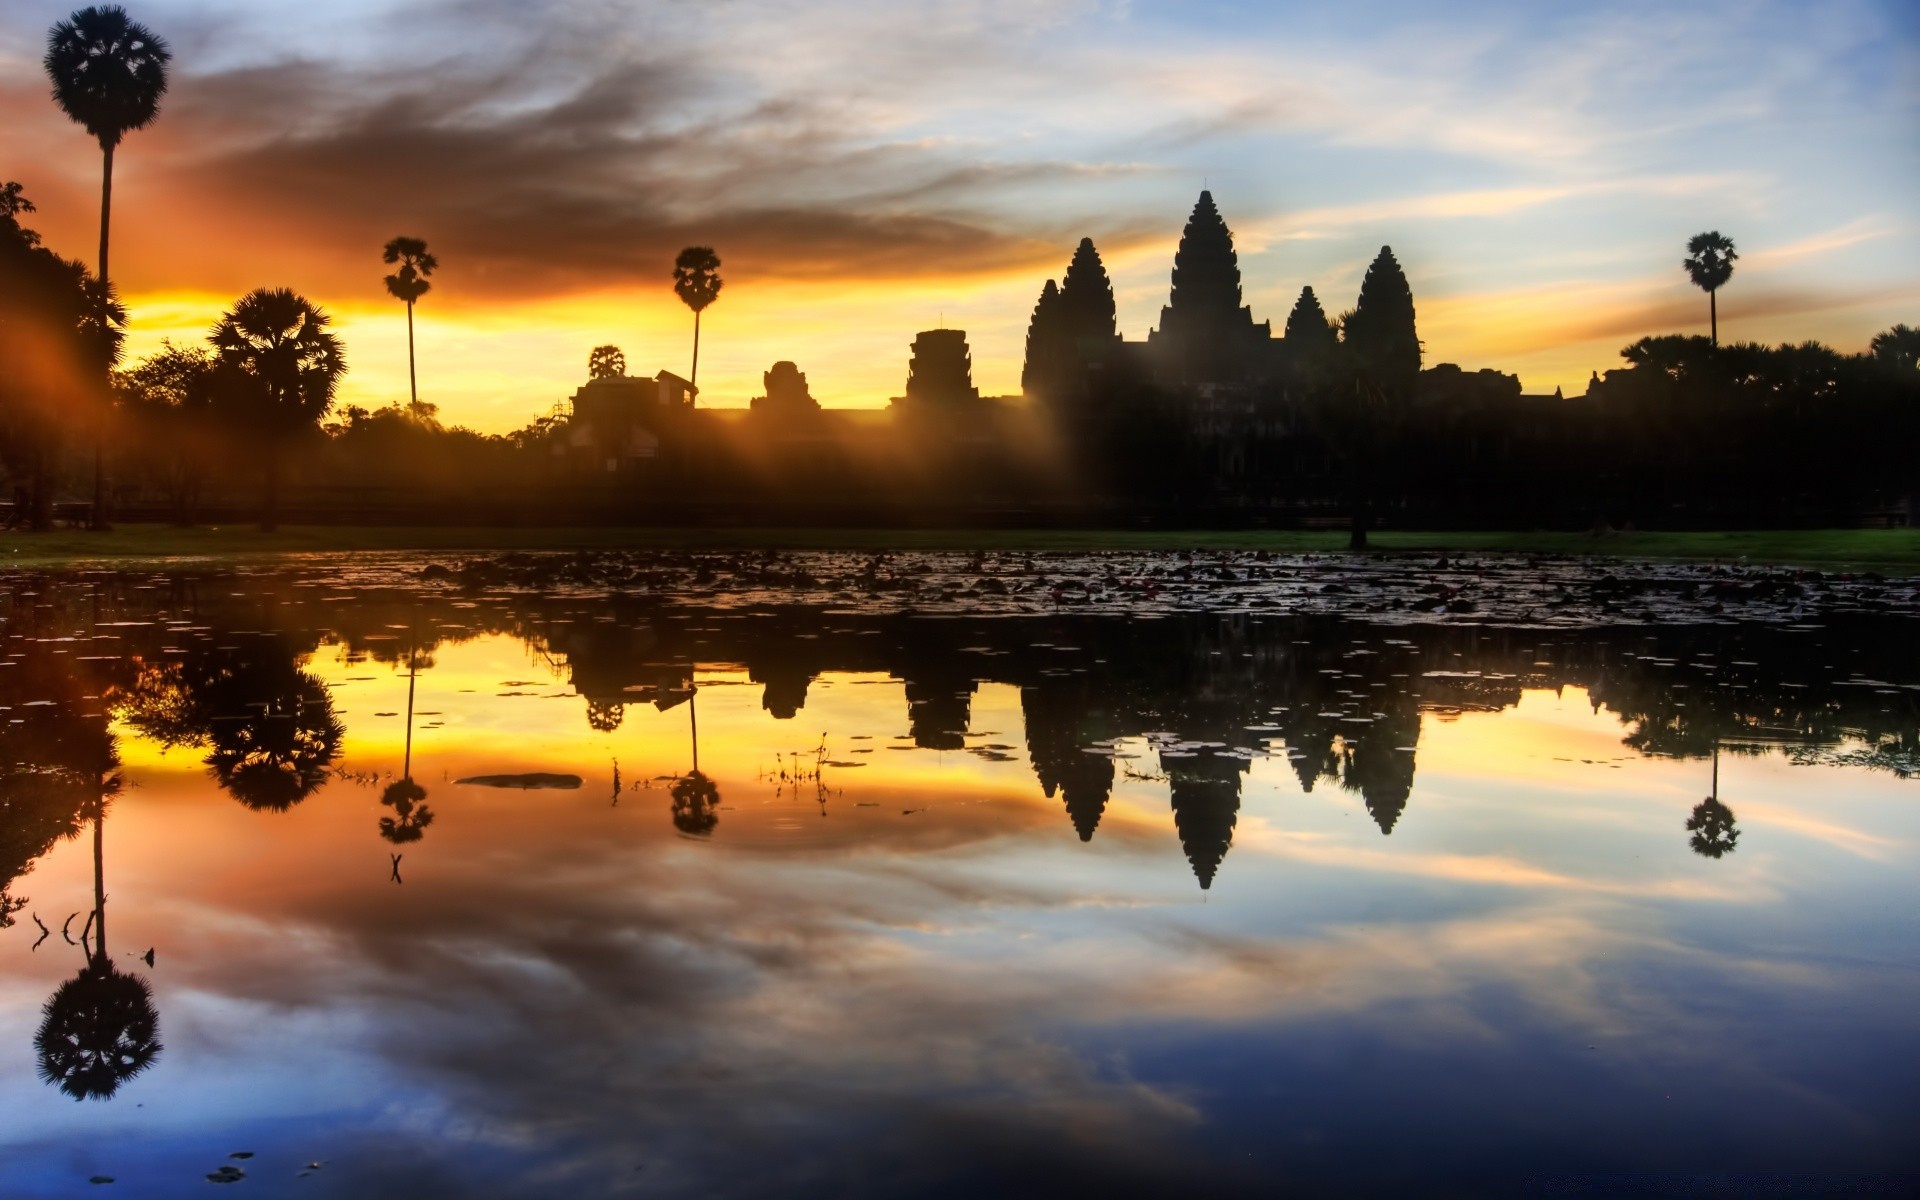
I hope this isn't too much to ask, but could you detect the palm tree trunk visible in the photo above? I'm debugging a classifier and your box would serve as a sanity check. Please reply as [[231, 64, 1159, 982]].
[[261, 445, 280, 533], [1348, 485, 1371, 551], [90, 142, 115, 532], [690, 310, 701, 396], [406, 299, 418, 410], [91, 808, 107, 966], [689, 688, 699, 775], [1709, 289, 1718, 348], [404, 630, 417, 778]]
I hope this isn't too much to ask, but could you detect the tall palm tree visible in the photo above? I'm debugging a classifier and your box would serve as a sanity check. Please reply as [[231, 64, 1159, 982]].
[[380, 626, 434, 849], [381, 237, 436, 413], [208, 288, 347, 531], [1686, 743, 1740, 860], [672, 246, 723, 396], [669, 684, 719, 835], [35, 745, 161, 1103], [45, 5, 172, 531], [1682, 232, 1737, 347]]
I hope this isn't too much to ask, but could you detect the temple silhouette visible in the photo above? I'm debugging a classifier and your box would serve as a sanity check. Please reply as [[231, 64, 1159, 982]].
[[528, 190, 1493, 507]]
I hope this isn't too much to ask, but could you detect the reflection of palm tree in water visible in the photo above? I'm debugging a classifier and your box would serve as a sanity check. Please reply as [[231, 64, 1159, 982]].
[[379, 630, 435, 847], [1687, 744, 1740, 859], [586, 698, 625, 733], [205, 659, 345, 812], [670, 686, 719, 836], [35, 765, 162, 1102]]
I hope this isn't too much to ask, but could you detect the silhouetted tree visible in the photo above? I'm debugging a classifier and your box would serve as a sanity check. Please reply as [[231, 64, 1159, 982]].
[[1682, 232, 1737, 347], [380, 634, 434, 845], [208, 287, 347, 531], [33, 732, 160, 1103], [1870, 324, 1919, 372], [672, 246, 722, 394], [381, 236, 437, 413], [588, 344, 626, 379], [379, 778, 434, 844], [45, 5, 171, 530], [202, 659, 345, 811], [0, 181, 31, 219], [585, 697, 625, 732], [1687, 796, 1739, 858], [36, 958, 160, 1101], [114, 340, 218, 524], [670, 770, 720, 836], [0, 655, 116, 928], [0, 188, 123, 529], [120, 642, 345, 811]]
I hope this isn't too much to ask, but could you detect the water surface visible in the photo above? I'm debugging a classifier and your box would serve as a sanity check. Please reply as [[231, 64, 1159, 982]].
[[1, 557, 1915, 1197]]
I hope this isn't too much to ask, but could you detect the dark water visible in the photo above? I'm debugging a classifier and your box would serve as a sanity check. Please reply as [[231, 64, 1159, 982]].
[[1, 557, 1916, 1197]]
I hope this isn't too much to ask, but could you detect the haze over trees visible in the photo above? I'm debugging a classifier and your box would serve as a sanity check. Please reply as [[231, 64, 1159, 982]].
[[0, 184, 121, 530]]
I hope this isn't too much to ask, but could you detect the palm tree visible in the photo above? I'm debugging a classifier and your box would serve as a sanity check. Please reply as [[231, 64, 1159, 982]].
[[381, 237, 436, 413], [208, 288, 347, 531], [1685, 744, 1740, 860], [45, 5, 172, 531], [35, 753, 161, 1102], [669, 684, 719, 835], [380, 628, 434, 848], [1869, 324, 1919, 372], [672, 246, 723, 396], [587, 344, 626, 379], [1682, 232, 1737, 346]]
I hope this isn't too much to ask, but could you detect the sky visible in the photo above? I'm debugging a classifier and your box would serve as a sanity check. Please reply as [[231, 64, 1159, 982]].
[[3, 0, 1916, 433]]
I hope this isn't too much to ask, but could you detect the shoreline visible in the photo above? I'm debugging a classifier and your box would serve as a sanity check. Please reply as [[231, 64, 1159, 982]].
[[3, 524, 1917, 572]]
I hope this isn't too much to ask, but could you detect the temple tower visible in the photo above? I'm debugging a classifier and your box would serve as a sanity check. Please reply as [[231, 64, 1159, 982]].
[[1147, 190, 1272, 384], [903, 329, 981, 407]]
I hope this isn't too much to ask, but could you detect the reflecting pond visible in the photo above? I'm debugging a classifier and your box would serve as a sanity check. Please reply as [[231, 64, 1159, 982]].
[[1, 556, 1916, 1197]]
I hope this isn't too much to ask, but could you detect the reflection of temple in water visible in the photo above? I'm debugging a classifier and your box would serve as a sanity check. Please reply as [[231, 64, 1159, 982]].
[[548, 620, 694, 731], [8, 576, 1914, 897]]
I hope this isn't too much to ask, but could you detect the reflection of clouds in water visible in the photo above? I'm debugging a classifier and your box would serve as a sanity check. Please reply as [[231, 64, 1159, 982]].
[[130, 808, 1855, 1196], [151, 839, 1225, 1193]]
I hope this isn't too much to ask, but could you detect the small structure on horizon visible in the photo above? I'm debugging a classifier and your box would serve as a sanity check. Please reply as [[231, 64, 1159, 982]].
[[751, 361, 821, 419], [895, 329, 982, 412], [560, 351, 697, 473]]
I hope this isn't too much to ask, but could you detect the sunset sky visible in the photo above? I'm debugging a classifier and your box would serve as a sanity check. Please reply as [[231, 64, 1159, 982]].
[[4, 0, 1916, 433]]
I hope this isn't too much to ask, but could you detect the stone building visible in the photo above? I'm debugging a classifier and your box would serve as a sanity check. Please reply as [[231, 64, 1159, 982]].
[[559, 369, 695, 474], [897, 329, 982, 410], [1144, 190, 1279, 386]]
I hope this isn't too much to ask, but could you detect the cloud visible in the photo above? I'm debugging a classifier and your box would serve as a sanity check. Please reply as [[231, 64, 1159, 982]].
[[5, 3, 1147, 307]]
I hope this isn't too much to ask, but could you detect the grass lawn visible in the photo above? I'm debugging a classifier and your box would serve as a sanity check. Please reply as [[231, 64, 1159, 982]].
[[3, 524, 1917, 571]]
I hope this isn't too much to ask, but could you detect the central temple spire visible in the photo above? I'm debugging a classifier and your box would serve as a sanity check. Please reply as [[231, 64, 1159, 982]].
[[1167, 190, 1244, 320], [1148, 190, 1272, 384]]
